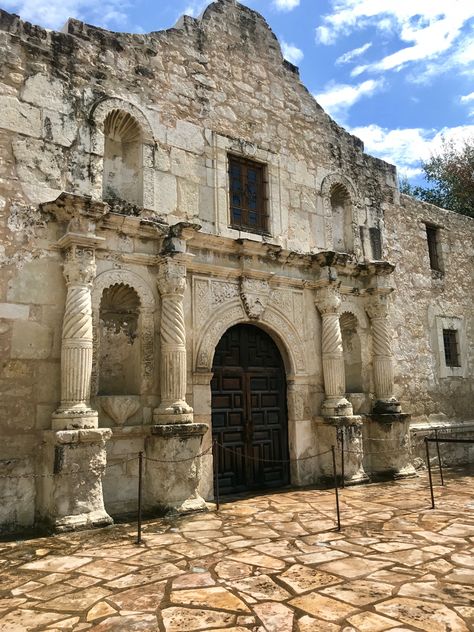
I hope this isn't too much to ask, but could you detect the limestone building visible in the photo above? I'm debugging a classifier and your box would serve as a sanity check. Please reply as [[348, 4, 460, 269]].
[[0, 0, 472, 533]]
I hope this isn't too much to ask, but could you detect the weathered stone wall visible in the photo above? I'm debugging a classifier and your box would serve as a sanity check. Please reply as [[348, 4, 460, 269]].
[[385, 195, 474, 422], [0, 0, 472, 532]]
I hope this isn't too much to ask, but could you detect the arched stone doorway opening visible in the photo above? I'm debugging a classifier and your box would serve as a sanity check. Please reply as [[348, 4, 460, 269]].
[[211, 324, 290, 494]]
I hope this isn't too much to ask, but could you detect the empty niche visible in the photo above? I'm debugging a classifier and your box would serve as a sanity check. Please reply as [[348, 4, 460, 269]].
[[340, 312, 363, 393], [103, 110, 143, 205], [330, 183, 353, 253], [99, 284, 141, 395]]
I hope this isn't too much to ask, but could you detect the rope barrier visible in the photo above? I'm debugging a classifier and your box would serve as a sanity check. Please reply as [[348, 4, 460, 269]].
[[144, 445, 213, 464], [214, 441, 332, 465]]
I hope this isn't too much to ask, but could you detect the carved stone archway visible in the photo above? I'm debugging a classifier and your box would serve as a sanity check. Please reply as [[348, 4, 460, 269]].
[[92, 269, 156, 396]]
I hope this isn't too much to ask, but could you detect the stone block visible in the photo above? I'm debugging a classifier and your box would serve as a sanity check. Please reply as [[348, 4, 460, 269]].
[[0, 303, 29, 320], [0, 95, 41, 137], [7, 258, 65, 305], [21, 74, 70, 114], [10, 320, 52, 359], [156, 172, 177, 215], [167, 120, 205, 155]]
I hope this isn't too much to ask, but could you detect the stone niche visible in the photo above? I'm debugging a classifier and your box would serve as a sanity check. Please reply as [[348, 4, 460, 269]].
[[103, 109, 143, 206], [331, 183, 353, 253], [340, 311, 363, 393]]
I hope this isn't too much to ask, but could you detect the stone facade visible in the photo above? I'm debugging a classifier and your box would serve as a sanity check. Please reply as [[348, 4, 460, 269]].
[[0, 0, 472, 533]]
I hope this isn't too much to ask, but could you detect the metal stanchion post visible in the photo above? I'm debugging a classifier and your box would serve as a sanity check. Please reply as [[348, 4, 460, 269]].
[[434, 429, 444, 486], [340, 428, 345, 489], [425, 438, 435, 510], [331, 445, 341, 531], [136, 451, 143, 545], [213, 439, 220, 511]]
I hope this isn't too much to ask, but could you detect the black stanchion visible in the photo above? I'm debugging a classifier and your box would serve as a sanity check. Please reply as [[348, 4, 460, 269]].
[[434, 429, 444, 486], [425, 438, 435, 510], [136, 451, 143, 545], [331, 445, 341, 531], [340, 428, 345, 489], [213, 439, 220, 511]]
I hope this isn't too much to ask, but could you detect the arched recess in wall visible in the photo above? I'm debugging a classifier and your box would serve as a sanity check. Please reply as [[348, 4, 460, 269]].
[[89, 98, 155, 209], [340, 311, 363, 393], [321, 174, 360, 256], [91, 270, 156, 397]]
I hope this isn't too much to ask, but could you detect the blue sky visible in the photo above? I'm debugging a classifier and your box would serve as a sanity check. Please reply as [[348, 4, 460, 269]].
[[3, 0, 474, 183]]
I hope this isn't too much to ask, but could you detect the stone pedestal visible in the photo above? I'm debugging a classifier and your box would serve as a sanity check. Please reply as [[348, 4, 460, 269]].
[[145, 423, 208, 514], [365, 413, 417, 479], [153, 258, 193, 424], [315, 285, 353, 417], [323, 416, 369, 485], [39, 429, 113, 531]]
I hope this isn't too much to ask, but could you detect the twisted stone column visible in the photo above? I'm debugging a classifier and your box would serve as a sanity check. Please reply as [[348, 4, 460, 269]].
[[52, 244, 98, 430], [315, 285, 352, 416], [367, 295, 400, 414], [154, 258, 193, 424]]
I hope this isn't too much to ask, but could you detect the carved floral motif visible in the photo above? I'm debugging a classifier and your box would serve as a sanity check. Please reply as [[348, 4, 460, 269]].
[[240, 277, 270, 320]]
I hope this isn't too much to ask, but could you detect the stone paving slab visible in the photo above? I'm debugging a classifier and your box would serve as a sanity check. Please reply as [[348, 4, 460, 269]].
[[0, 470, 473, 631]]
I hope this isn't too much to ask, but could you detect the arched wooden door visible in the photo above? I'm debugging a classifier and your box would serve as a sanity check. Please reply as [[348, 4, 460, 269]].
[[211, 324, 289, 494]]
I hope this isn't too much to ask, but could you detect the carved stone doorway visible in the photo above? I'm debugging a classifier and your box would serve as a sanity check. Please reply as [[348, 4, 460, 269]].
[[211, 324, 289, 494]]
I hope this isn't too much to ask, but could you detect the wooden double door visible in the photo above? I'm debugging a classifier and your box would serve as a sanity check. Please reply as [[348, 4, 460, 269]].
[[211, 324, 289, 494]]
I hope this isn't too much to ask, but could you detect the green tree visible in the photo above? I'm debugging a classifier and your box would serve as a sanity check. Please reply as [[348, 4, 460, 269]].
[[400, 138, 474, 218]]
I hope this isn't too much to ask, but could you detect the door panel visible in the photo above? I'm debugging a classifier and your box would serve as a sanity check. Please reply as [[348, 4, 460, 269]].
[[211, 325, 289, 494]]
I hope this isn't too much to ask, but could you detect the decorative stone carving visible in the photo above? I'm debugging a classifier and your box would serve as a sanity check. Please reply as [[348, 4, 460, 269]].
[[196, 304, 245, 370], [52, 240, 101, 431], [154, 258, 193, 424], [212, 280, 240, 307], [367, 294, 401, 414], [315, 284, 353, 416], [100, 396, 140, 425], [240, 277, 270, 319], [320, 173, 362, 259]]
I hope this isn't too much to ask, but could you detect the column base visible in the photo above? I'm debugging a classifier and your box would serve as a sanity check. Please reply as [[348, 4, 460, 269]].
[[321, 396, 353, 417], [365, 412, 417, 480], [38, 428, 112, 532], [51, 408, 98, 431], [323, 415, 369, 485], [153, 401, 193, 425], [373, 398, 402, 414], [145, 423, 208, 515]]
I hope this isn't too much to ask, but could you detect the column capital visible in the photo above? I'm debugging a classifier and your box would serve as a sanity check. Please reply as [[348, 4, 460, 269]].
[[315, 284, 341, 315], [157, 258, 187, 297], [366, 293, 390, 320]]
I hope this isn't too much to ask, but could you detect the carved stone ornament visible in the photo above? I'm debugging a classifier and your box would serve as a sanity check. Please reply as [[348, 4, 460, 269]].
[[315, 284, 341, 315], [63, 246, 96, 286], [240, 277, 270, 320], [157, 259, 186, 297]]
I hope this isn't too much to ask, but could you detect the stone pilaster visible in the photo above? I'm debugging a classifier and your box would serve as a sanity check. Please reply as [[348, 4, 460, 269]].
[[52, 235, 103, 431], [315, 285, 353, 416], [367, 294, 401, 414], [153, 258, 193, 424]]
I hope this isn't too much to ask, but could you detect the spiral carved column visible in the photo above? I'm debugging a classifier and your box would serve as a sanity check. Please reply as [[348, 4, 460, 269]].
[[315, 285, 353, 416], [154, 258, 193, 424], [52, 244, 98, 430], [367, 296, 401, 414]]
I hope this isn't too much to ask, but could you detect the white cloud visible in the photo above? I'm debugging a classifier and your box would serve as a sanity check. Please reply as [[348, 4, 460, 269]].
[[315, 79, 384, 121], [183, 0, 208, 18], [281, 40, 303, 65], [273, 0, 299, 12], [461, 92, 474, 103], [336, 42, 372, 65], [349, 123, 474, 177], [316, 1, 474, 77], [2, 0, 128, 29]]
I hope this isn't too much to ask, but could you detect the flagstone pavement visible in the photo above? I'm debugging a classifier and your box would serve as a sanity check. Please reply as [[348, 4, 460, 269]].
[[1, 470, 473, 632]]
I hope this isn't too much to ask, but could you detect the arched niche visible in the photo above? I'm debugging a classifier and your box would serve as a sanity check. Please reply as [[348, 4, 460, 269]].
[[91, 270, 156, 396], [330, 183, 353, 253], [321, 174, 361, 256], [103, 110, 143, 206], [340, 311, 363, 393], [98, 284, 140, 395], [89, 98, 155, 209]]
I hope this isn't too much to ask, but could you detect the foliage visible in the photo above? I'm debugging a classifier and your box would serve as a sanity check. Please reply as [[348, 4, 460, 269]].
[[400, 138, 474, 218]]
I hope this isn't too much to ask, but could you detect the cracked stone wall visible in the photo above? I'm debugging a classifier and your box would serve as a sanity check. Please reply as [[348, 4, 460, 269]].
[[0, 0, 473, 531]]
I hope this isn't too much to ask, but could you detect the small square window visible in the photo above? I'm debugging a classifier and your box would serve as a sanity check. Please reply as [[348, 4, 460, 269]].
[[426, 224, 442, 272], [228, 155, 268, 234], [442, 329, 460, 367]]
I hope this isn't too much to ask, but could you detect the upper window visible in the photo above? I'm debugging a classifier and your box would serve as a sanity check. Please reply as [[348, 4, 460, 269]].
[[228, 155, 268, 234], [442, 329, 460, 367], [426, 224, 443, 272]]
